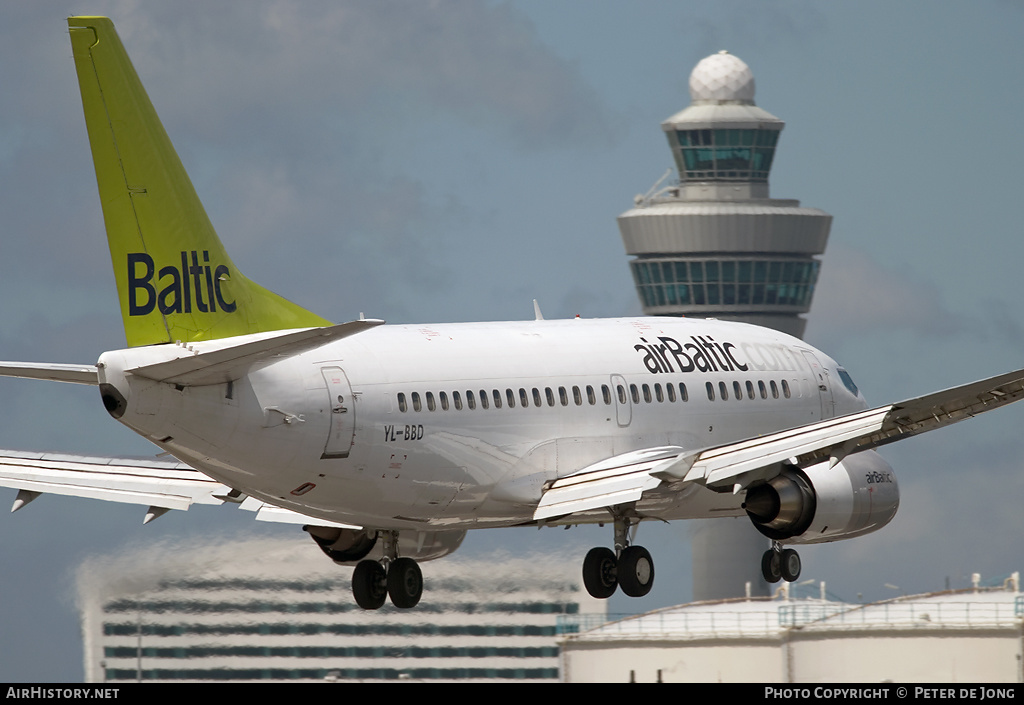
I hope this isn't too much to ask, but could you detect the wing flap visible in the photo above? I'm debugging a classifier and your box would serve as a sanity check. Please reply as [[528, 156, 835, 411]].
[[0, 451, 231, 514], [533, 447, 682, 521], [237, 496, 362, 529]]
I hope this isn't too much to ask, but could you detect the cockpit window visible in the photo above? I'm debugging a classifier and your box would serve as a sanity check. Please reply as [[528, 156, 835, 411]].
[[837, 368, 859, 396]]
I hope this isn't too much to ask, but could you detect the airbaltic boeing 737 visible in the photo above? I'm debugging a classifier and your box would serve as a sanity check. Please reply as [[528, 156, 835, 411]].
[[1, 17, 1022, 610]]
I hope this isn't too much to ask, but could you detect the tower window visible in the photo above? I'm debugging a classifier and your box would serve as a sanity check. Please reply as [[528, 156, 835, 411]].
[[673, 128, 779, 182]]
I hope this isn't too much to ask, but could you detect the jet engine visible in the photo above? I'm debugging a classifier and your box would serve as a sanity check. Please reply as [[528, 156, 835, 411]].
[[743, 450, 899, 544], [305, 526, 466, 565]]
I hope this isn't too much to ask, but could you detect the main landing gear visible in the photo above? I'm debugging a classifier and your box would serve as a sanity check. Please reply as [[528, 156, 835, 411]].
[[351, 532, 423, 609], [582, 514, 655, 599], [760, 542, 801, 584]]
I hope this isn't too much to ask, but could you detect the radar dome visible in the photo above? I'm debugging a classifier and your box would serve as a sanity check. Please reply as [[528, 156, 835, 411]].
[[689, 51, 755, 104]]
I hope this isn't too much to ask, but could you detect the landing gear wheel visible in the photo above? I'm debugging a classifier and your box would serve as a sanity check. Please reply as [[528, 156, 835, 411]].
[[352, 560, 387, 610], [617, 545, 655, 597], [582, 547, 618, 599], [780, 548, 801, 582], [761, 549, 782, 584], [387, 557, 423, 609]]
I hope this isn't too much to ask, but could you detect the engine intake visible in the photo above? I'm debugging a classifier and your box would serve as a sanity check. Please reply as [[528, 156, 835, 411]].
[[744, 468, 815, 539]]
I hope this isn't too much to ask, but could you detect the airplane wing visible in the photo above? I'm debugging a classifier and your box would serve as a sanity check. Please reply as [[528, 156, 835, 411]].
[[534, 367, 1024, 521], [0, 450, 356, 528]]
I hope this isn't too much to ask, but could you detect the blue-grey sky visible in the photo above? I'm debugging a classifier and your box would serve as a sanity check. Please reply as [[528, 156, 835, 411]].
[[1, 0, 1023, 681]]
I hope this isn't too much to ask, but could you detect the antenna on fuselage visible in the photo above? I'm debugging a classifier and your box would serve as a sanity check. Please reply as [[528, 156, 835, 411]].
[[533, 300, 544, 321]]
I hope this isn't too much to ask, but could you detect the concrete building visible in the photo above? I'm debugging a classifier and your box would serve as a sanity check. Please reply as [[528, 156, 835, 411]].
[[77, 538, 603, 682], [618, 51, 834, 600], [560, 575, 1023, 683]]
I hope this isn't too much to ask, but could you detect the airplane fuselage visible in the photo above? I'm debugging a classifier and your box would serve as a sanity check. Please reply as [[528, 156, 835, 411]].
[[97, 316, 867, 531]]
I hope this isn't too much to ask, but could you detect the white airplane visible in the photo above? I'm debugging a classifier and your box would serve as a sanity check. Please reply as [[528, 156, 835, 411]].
[[1, 16, 1022, 610]]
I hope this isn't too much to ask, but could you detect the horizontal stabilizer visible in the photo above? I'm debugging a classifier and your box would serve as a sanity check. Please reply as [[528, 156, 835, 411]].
[[129, 319, 384, 386], [0, 362, 99, 385]]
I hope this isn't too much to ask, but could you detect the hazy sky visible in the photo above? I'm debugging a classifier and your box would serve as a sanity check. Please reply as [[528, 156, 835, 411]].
[[1, 0, 1023, 681]]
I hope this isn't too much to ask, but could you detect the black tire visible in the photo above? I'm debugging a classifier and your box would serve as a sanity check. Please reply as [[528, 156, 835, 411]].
[[352, 560, 387, 610], [387, 557, 423, 609], [582, 547, 618, 599], [780, 548, 801, 582], [761, 549, 782, 583], [617, 545, 654, 597]]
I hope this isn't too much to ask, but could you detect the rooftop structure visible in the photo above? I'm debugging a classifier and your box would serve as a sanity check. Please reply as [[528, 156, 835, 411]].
[[560, 574, 1023, 683]]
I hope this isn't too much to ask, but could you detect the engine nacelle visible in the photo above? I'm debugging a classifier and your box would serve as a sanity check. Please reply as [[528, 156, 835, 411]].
[[305, 526, 467, 565], [743, 450, 899, 544]]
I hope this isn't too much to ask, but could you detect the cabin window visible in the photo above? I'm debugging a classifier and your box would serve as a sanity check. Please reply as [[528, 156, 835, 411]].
[[603, 385, 612, 405], [438, 391, 448, 411], [642, 384, 652, 403], [479, 390, 489, 409], [706, 382, 715, 401], [519, 388, 529, 407], [559, 387, 569, 406], [545, 388, 555, 406], [630, 384, 640, 404], [679, 383, 689, 402], [666, 384, 676, 402], [745, 381, 755, 399], [587, 385, 597, 405], [452, 391, 462, 410], [573, 386, 583, 406], [770, 380, 779, 399], [782, 380, 791, 399], [426, 392, 436, 412], [654, 384, 664, 402], [734, 381, 743, 400], [758, 380, 767, 399], [617, 385, 627, 405], [533, 388, 542, 407], [492, 389, 502, 409], [412, 392, 422, 412], [466, 390, 476, 410], [719, 381, 729, 400], [398, 392, 408, 413]]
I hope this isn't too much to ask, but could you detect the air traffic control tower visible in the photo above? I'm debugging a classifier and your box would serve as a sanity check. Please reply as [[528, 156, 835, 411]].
[[619, 51, 831, 339], [618, 52, 832, 600]]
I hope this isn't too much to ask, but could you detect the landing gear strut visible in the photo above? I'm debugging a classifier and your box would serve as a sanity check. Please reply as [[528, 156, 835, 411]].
[[582, 513, 655, 599], [761, 542, 801, 584], [351, 531, 423, 609]]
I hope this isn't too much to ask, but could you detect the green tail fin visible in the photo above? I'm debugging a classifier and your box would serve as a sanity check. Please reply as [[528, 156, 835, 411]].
[[68, 16, 331, 347]]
